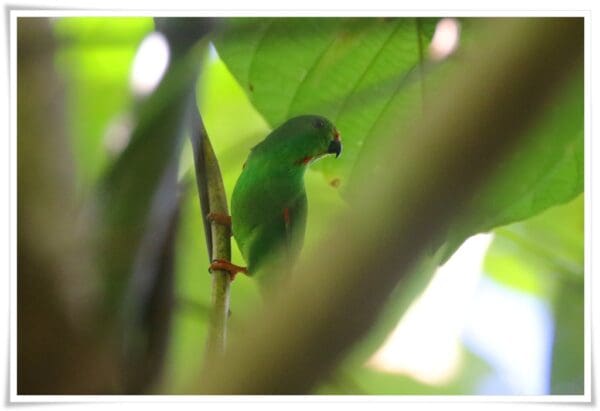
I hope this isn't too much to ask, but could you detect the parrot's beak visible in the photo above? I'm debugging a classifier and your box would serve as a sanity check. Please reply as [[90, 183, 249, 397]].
[[327, 140, 342, 158], [328, 130, 342, 158]]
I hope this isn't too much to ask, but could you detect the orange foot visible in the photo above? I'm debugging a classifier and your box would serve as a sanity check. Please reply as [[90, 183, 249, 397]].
[[207, 212, 232, 226], [209, 259, 248, 281]]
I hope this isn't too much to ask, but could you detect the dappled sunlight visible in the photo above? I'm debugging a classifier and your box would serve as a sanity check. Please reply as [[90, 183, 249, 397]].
[[367, 234, 493, 385], [103, 113, 134, 156], [463, 278, 554, 394], [429, 18, 461, 61], [130, 31, 170, 96]]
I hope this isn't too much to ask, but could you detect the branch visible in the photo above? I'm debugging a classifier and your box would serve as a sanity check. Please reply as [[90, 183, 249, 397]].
[[155, 17, 229, 358], [190, 110, 232, 357], [196, 18, 583, 394], [17, 18, 116, 394]]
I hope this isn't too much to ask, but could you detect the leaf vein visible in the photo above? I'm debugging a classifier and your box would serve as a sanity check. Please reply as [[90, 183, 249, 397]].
[[284, 21, 345, 119], [332, 21, 402, 124]]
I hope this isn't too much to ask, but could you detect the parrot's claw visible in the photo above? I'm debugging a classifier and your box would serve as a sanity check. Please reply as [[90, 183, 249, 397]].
[[209, 259, 248, 281], [207, 212, 232, 227]]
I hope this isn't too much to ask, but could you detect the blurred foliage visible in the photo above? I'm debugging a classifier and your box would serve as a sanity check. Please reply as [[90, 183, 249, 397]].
[[485, 194, 583, 298], [18, 16, 584, 394], [98, 33, 206, 304], [317, 346, 492, 395], [54, 18, 154, 188], [551, 279, 584, 394], [484, 194, 584, 393]]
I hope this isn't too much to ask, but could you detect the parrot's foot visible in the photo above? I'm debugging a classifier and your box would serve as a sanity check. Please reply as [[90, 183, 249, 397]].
[[209, 259, 248, 281], [207, 212, 232, 227]]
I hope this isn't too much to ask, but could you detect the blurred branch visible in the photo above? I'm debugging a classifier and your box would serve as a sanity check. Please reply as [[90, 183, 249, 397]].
[[17, 17, 116, 394], [197, 18, 583, 394]]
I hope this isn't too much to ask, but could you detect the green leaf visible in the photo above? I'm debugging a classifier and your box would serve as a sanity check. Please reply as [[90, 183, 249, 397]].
[[214, 17, 437, 187], [442, 72, 584, 261], [484, 194, 583, 297]]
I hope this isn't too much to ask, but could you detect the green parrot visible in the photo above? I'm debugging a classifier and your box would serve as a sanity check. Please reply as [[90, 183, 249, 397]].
[[209, 115, 341, 290]]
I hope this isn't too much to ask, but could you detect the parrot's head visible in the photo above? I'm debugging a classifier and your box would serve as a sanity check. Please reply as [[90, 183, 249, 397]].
[[269, 115, 342, 166]]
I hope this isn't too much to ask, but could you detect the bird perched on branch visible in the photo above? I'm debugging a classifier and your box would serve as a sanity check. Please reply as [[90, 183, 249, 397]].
[[209, 115, 342, 290]]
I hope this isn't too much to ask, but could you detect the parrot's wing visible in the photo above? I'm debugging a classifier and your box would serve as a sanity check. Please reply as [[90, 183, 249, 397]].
[[283, 193, 308, 268]]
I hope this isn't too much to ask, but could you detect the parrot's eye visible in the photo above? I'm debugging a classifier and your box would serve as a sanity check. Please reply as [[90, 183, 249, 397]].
[[313, 118, 325, 129]]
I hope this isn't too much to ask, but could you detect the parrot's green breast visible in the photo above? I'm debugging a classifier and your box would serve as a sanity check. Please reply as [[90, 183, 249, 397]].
[[230, 115, 341, 288], [231, 161, 307, 280]]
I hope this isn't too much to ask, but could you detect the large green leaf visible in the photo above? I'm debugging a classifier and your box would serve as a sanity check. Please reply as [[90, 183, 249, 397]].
[[214, 17, 436, 186]]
